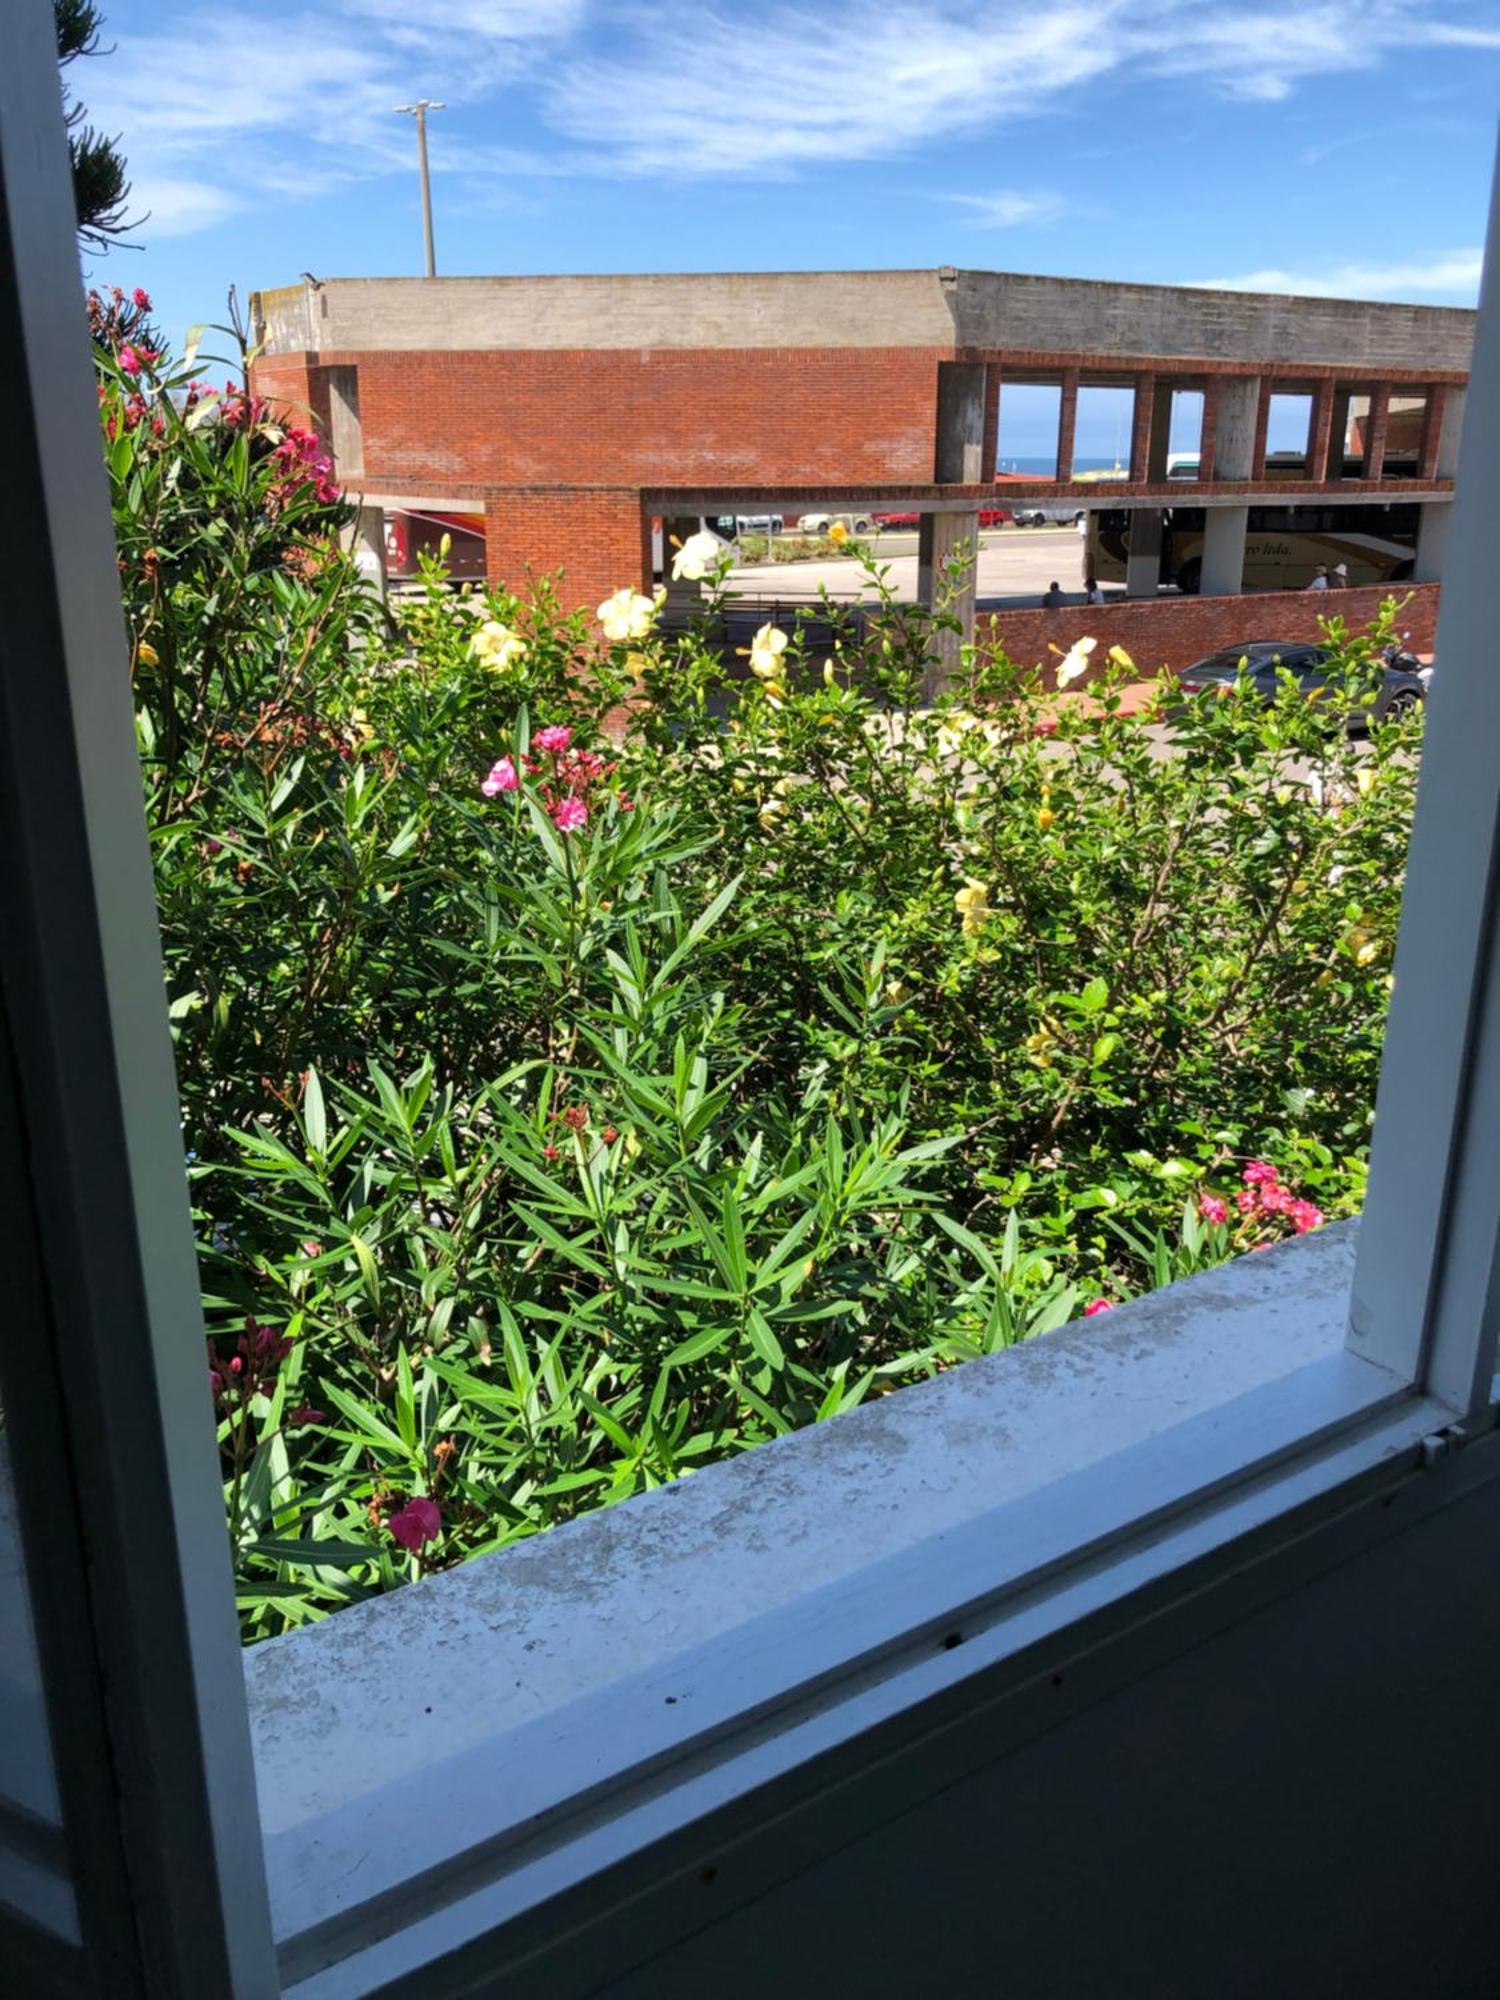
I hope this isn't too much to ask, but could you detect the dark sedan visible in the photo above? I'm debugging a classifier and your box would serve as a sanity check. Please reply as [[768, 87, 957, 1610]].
[[1176, 641, 1426, 731]]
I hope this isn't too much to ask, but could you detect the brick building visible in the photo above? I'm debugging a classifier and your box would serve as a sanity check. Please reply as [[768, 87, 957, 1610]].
[[249, 268, 1473, 675]]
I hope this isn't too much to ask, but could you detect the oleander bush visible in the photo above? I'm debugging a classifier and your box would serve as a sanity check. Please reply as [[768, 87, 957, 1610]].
[[100, 309, 1420, 1636]]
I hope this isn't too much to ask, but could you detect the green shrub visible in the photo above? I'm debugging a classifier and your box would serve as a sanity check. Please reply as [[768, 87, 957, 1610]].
[[97, 316, 1418, 1636]]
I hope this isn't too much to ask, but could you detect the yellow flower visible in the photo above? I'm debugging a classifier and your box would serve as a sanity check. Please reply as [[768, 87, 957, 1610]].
[[1036, 805, 1056, 833], [1107, 643, 1135, 671], [597, 588, 656, 643], [884, 979, 912, 1006], [823, 658, 837, 687], [135, 640, 159, 668], [749, 623, 789, 680], [671, 530, 722, 582], [1356, 765, 1377, 796], [758, 797, 786, 829], [954, 879, 991, 937], [437, 532, 452, 560], [470, 619, 527, 670], [1343, 925, 1380, 967], [827, 520, 849, 545], [1054, 636, 1097, 689], [1024, 1025, 1057, 1068]]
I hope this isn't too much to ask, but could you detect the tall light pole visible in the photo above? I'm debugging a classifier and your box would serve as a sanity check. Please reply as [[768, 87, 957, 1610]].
[[394, 100, 445, 277]]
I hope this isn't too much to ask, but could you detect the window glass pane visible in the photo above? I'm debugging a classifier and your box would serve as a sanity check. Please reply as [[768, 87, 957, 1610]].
[[0, 1445, 80, 1943]]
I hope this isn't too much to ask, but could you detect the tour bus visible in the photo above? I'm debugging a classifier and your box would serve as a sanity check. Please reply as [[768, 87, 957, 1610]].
[[1085, 499, 1419, 593]]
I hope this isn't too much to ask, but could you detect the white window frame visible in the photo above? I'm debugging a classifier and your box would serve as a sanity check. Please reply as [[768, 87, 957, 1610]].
[[2, 12, 1498, 1989]]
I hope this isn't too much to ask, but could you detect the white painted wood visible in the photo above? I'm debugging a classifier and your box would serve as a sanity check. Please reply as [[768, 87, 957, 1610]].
[[0, 4, 277, 1990], [1350, 147, 1500, 1417]]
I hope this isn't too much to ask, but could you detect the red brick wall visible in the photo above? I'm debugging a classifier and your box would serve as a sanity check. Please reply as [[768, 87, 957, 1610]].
[[346, 347, 944, 491], [983, 582, 1439, 686], [484, 487, 651, 611], [251, 355, 332, 437]]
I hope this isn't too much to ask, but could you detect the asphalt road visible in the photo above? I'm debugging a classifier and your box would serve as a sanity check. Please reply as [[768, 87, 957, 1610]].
[[728, 525, 1109, 611]]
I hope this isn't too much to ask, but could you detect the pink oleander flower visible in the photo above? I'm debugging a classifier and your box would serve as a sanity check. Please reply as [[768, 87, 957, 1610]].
[[1258, 1185, 1290, 1214], [132, 286, 151, 309], [118, 344, 141, 375], [481, 756, 519, 797], [1242, 1161, 1278, 1187], [1236, 1188, 1259, 1214], [1084, 1299, 1114, 1317], [1198, 1194, 1229, 1226], [551, 796, 588, 833], [534, 724, 573, 753], [387, 1496, 442, 1552], [1290, 1199, 1325, 1235]]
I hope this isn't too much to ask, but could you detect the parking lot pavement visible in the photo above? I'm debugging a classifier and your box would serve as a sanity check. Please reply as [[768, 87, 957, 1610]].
[[727, 526, 1098, 609]]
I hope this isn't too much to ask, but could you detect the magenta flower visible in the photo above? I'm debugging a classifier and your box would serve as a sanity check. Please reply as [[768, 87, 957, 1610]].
[[1198, 1194, 1229, 1226], [481, 756, 519, 797], [534, 724, 573, 753], [1290, 1199, 1325, 1235], [1083, 1299, 1114, 1317], [132, 286, 152, 309], [118, 344, 142, 375], [551, 796, 588, 833], [1242, 1161, 1278, 1187], [388, 1496, 442, 1553]]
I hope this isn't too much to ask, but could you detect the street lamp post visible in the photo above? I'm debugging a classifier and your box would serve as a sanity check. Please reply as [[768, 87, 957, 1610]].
[[394, 100, 445, 278]]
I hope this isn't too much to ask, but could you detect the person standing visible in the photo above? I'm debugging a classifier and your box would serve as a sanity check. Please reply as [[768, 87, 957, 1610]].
[[1330, 562, 1350, 588], [1042, 580, 1065, 609], [1085, 573, 1105, 605], [1307, 565, 1330, 591]]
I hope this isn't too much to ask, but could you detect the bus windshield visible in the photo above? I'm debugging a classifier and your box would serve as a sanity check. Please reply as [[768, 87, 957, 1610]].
[[1085, 501, 1420, 594]]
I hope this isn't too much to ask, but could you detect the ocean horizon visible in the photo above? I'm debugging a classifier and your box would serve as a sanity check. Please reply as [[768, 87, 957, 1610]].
[[996, 455, 1127, 475]]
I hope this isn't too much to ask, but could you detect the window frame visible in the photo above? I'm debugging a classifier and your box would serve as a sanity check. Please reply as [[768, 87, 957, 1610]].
[[2, 14, 1497, 1991]]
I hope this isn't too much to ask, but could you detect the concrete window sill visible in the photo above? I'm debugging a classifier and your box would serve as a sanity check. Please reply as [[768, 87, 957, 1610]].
[[245, 1221, 1442, 1990]]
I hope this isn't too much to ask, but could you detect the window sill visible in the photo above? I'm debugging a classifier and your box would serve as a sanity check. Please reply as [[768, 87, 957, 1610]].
[[246, 1221, 1445, 1991]]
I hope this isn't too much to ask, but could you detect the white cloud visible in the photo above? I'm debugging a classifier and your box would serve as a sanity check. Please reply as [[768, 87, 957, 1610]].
[[129, 176, 245, 237], [85, 0, 1500, 237], [541, 7, 1120, 176], [1196, 250, 1484, 300], [945, 190, 1068, 229]]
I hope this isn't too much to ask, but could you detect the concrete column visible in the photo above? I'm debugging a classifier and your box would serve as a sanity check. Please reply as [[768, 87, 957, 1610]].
[[1306, 379, 1336, 482], [1055, 369, 1079, 481], [1414, 387, 1466, 582], [1198, 380, 1220, 483], [346, 505, 386, 596], [1214, 376, 1261, 480], [1124, 508, 1164, 597], [935, 363, 989, 483], [1250, 381, 1272, 478], [1419, 387, 1450, 483], [1129, 374, 1156, 483], [918, 508, 980, 693], [981, 365, 1001, 482], [1147, 384, 1172, 484], [1328, 386, 1352, 479], [1200, 506, 1250, 595], [1434, 385, 1467, 478], [1362, 384, 1391, 478], [1415, 505, 1450, 582]]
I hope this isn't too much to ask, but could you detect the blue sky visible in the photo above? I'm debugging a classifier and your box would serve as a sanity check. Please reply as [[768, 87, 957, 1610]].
[[78, 0, 1498, 457]]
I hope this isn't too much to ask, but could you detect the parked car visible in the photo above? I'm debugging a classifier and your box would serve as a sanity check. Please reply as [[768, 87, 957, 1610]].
[[797, 511, 873, 535], [1013, 504, 1088, 528], [872, 510, 919, 529], [1175, 641, 1426, 731], [978, 506, 1013, 527]]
